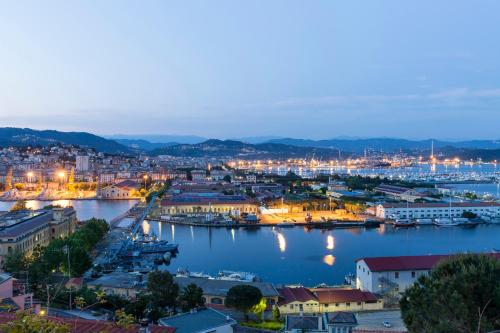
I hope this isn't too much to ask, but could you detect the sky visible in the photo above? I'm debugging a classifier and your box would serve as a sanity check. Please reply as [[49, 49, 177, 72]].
[[0, 0, 499, 140]]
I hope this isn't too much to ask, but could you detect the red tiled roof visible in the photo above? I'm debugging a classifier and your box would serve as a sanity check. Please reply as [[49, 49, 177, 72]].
[[311, 288, 378, 304], [358, 253, 500, 272], [277, 287, 318, 305], [0, 313, 175, 333]]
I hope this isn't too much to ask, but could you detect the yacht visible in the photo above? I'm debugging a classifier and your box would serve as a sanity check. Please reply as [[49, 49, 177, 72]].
[[394, 219, 416, 227], [415, 218, 433, 225], [433, 218, 461, 226]]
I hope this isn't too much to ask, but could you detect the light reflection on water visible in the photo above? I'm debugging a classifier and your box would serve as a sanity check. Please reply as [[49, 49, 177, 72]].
[[143, 222, 500, 285]]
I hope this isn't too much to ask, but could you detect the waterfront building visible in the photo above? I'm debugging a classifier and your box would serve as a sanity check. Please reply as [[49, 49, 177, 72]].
[[355, 253, 500, 294], [0, 208, 77, 266], [161, 194, 259, 216], [159, 308, 236, 333], [373, 184, 425, 202], [100, 180, 140, 199], [375, 202, 500, 219]]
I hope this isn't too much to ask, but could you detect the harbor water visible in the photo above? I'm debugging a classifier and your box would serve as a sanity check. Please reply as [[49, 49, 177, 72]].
[[142, 221, 500, 285], [0, 199, 137, 221]]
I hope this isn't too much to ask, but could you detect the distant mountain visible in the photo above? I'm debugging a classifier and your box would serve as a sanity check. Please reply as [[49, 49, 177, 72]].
[[0, 127, 131, 154], [150, 139, 348, 159], [267, 138, 500, 153], [108, 134, 206, 144], [436, 146, 500, 161], [230, 136, 285, 144], [114, 139, 179, 151]]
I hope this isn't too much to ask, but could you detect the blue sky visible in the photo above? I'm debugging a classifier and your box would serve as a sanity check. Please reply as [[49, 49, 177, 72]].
[[0, 0, 499, 139]]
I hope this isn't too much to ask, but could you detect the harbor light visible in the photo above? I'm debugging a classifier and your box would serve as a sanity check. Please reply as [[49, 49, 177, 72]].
[[58, 170, 65, 179]]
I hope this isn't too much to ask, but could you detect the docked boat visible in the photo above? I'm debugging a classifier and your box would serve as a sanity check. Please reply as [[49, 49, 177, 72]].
[[394, 219, 416, 227], [416, 218, 433, 225], [433, 218, 461, 226], [218, 270, 261, 282]]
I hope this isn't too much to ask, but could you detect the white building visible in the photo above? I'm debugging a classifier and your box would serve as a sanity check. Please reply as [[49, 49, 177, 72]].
[[356, 253, 500, 294], [75, 155, 90, 172], [375, 202, 500, 219]]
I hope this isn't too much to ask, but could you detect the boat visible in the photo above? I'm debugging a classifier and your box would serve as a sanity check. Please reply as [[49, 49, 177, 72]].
[[218, 270, 261, 282], [415, 218, 433, 225], [461, 219, 481, 227], [176, 268, 212, 279], [363, 218, 381, 227], [394, 219, 416, 227], [433, 218, 461, 226]]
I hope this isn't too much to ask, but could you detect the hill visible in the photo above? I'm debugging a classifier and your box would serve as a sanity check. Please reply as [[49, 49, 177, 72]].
[[0, 127, 131, 154], [267, 138, 500, 153], [150, 139, 348, 159]]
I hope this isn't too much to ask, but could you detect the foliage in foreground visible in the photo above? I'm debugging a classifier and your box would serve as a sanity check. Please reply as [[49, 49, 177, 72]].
[[400, 254, 500, 333], [241, 320, 284, 331], [0, 311, 70, 333]]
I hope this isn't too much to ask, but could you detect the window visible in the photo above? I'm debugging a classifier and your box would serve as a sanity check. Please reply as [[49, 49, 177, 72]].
[[357, 302, 361, 306], [346, 302, 350, 307], [395, 272, 399, 279], [411, 271, 416, 278]]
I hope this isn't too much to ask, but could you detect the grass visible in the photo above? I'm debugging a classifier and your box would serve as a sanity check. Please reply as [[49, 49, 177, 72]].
[[241, 320, 284, 331]]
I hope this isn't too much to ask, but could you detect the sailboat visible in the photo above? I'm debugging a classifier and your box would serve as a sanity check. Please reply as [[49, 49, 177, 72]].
[[433, 194, 463, 226], [394, 200, 416, 227]]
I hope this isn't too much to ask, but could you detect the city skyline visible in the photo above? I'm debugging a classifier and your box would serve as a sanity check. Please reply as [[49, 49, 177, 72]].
[[1, 0, 500, 139]]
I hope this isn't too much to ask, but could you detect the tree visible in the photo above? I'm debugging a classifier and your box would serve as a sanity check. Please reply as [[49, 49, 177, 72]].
[[10, 200, 28, 212], [251, 298, 267, 322], [0, 311, 70, 333], [400, 254, 500, 333], [462, 210, 478, 219], [115, 309, 135, 328], [147, 271, 179, 309], [4, 249, 27, 277], [179, 283, 205, 311], [225, 285, 263, 320], [223, 175, 232, 183]]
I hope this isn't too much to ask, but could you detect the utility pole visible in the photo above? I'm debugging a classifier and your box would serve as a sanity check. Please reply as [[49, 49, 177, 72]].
[[46, 285, 50, 316], [66, 245, 72, 310]]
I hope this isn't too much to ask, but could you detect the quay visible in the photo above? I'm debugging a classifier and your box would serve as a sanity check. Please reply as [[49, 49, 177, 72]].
[[145, 216, 380, 229]]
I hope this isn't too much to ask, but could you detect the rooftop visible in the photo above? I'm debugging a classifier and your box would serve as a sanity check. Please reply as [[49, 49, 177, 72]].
[[174, 277, 279, 297], [357, 253, 500, 272], [311, 288, 378, 304], [278, 287, 318, 305], [379, 202, 500, 209], [159, 308, 235, 333], [324, 312, 358, 325], [0, 313, 175, 333], [285, 315, 322, 331]]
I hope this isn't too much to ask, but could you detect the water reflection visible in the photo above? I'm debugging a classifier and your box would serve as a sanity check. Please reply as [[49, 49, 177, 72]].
[[190, 226, 194, 241], [171, 224, 175, 241], [323, 254, 335, 266], [142, 220, 151, 235], [326, 235, 335, 250], [231, 228, 235, 243], [276, 232, 286, 253]]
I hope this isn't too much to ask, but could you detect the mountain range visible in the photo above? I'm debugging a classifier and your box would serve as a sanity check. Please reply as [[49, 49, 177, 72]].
[[0, 127, 131, 154], [1, 127, 499, 160]]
